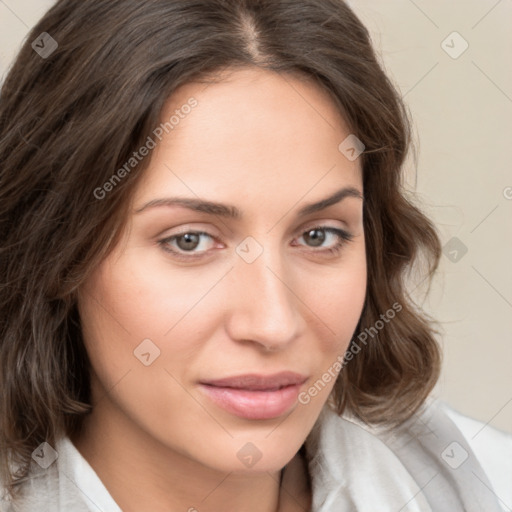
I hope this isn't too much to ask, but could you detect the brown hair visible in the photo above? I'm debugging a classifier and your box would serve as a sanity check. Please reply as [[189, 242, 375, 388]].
[[0, 0, 442, 501]]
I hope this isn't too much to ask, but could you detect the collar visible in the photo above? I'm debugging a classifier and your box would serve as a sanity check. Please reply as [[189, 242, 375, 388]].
[[298, 397, 504, 512]]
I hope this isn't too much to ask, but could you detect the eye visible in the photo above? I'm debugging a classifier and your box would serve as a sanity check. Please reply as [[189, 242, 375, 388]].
[[159, 230, 217, 260], [294, 226, 354, 255]]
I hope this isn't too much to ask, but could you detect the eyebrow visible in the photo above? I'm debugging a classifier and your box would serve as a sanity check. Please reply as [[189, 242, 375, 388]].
[[134, 185, 363, 218]]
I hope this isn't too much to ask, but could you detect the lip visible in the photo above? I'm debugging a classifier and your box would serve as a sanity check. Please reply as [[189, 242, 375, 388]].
[[199, 372, 308, 420]]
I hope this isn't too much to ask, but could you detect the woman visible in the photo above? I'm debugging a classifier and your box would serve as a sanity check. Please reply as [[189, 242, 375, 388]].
[[0, 1, 510, 511]]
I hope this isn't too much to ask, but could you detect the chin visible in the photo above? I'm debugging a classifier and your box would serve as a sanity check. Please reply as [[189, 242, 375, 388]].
[[182, 430, 306, 475]]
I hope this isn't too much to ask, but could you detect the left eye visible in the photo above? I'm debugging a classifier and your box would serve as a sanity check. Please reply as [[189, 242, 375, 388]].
[[296, 226, 353, 250], [159, 226, 353, 259]]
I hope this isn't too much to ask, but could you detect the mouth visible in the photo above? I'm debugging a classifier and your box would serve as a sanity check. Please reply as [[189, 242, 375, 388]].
[[198, 372, 308, 420]]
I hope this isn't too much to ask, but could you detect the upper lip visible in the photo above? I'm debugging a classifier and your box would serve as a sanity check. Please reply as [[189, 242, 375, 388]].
[[200, 371, 308, 391]]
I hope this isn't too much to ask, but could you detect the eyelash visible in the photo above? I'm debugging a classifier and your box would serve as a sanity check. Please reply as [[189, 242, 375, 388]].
[[158, 225, 354, 261]]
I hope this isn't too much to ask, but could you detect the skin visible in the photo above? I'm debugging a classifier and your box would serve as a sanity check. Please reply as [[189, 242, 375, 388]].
[[72, 66, 367, 512]]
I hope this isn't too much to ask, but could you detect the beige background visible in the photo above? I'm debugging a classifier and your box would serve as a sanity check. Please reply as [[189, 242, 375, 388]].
[[1, 0, 511, 434]]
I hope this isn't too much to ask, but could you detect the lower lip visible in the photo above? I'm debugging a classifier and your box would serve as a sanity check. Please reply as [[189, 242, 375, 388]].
[[199, 383, 303, 420]]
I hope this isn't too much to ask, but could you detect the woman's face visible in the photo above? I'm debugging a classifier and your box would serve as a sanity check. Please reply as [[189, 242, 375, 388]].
[[77, 66, 367, 474]]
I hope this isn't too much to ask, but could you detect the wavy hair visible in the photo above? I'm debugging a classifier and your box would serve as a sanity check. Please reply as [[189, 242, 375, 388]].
[[0, 0, 442, 501]]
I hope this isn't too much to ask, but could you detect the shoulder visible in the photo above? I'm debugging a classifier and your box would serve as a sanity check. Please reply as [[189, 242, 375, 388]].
[[385, 397, 512, 511], [0, 460, 61, 512], [438, 400, 512, 508], [0, 437, 92, 512], [307, 397, 510, 511]]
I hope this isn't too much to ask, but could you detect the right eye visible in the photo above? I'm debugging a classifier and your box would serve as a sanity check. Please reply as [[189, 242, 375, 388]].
[[158, 230, 218, 260]]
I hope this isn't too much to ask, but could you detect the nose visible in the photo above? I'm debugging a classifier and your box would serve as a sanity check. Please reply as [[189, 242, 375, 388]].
[[224, 249, 305, 352]]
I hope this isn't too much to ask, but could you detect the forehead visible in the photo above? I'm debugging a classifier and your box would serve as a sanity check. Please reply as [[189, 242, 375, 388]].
[[163, 65, 353, 148], [131, 66, 362, 211]]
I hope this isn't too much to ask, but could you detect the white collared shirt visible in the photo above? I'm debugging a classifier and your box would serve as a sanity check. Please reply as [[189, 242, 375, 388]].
[[1, 398, 511, 511]]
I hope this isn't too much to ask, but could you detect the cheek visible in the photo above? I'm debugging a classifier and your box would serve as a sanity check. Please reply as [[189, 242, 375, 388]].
[[294, 253, 366, 410], [80, 248, 213, 342], [329, 264, 366, 336], [307, 246, 367, 354], [76, 258, 204, 427], [76, 248, 224, 394]]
